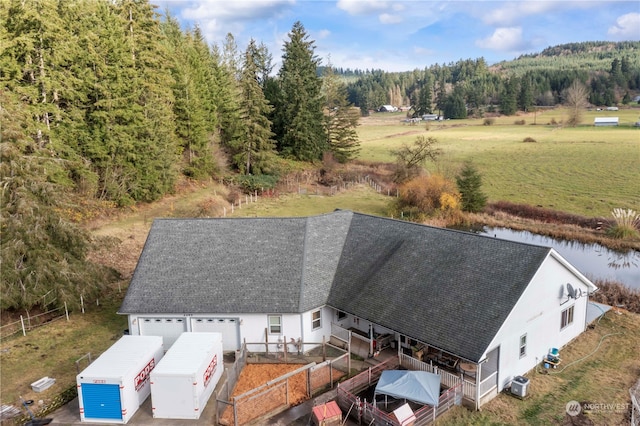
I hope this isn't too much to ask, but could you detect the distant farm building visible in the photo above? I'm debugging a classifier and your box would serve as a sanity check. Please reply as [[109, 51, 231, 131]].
[[422, 114, 439, 121], [379, 105, 398, 112], [606, 106, 619, 111], [594, 117, 619, 126]]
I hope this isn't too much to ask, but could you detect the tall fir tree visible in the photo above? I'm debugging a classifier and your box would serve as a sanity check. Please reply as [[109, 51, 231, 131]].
[[500, 77, 518, 115], [234, 39, 277, 175], [322, 65, 360, 163], [161, 17, 213, 178], [518, 76, 534, 112], [276, 21, 326, 161]]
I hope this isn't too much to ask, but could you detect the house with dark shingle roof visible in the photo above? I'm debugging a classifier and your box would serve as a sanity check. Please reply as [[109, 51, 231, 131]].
[[119, 210, 596, 407]]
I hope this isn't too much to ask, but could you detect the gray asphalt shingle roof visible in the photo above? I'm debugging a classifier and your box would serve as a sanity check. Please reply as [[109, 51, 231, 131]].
[[120, 210, 551, 362]]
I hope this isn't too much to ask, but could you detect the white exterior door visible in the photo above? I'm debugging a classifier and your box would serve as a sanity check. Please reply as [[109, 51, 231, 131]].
[[191, 318, 240, 351]]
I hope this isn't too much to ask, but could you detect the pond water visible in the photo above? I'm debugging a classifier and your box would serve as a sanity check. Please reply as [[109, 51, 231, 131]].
[[481, 227, 640, 290]]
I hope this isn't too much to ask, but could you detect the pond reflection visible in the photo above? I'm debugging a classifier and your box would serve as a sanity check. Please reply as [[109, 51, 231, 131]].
[[482, 227, 640, 289]]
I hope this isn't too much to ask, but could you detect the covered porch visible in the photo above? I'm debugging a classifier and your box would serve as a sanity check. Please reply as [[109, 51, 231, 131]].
[[331, 322, 499, 409]]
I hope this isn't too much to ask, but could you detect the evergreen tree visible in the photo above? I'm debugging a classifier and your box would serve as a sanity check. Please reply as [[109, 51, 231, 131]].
[[161, 18, 214, 178], [415, 83, 432, 116], [276, 21, 326, 161], [322, 65, 360, 163], [0, 90, 114, 311], [443, 88, 467, 119], [213, 39, 244, 156], [500, 77, 518, 115], [518, 76, 534, 112], [456, 161, 488, 213], [234, 39, 277, 175]]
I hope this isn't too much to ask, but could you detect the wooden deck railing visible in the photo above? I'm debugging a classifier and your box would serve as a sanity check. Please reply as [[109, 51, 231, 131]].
[[399, 353, 476, 401], [336, 360, 463, 425]]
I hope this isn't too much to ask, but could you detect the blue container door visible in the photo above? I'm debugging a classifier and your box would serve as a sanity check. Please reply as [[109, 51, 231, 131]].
[[81, 383, 122, 420]]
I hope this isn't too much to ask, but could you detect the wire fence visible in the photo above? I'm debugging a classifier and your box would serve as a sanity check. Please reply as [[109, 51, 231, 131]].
[[0, 305, 69, 340], [0, 295, 103, 341]]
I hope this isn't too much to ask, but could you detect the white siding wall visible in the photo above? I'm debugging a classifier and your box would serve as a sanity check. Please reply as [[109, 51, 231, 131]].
[[128, 310, 337, 354], [484, 251, 593, 391]]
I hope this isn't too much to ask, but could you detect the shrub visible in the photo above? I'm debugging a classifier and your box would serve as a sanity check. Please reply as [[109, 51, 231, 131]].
[[514, 119, 526, 125], [396, 174, 460, 215], [607, 208, 640, 239], [523, 137, 537, 143], [483, 118, 495, 126], [550, 118, 558, 125]]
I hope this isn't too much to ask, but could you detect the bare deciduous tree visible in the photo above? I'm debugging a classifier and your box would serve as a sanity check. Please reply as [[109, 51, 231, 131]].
[[564, 80, 589, 127], [391, 136, 441, 183]]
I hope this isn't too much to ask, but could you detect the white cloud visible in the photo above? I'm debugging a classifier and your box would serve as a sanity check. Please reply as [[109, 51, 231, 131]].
[[475, 27, 526, 52], [608, 13, 640, 40], [379, 13, 402, 24], [172, 0, 294, 41], [316, 29, 331, 39], [180, 0, 294, 21], [336, 0, 389, 15], [482, 2, 556, 26]]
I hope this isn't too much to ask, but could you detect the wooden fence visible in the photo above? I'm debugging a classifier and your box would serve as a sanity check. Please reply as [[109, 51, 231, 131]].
[[216, 342, 350, 426]]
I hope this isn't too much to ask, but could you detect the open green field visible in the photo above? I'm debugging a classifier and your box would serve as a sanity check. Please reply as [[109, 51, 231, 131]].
[[356, 108, 640, 217]]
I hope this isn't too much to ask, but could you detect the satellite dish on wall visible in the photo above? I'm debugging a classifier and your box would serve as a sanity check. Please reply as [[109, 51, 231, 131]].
[[567, 283, 576, 299]]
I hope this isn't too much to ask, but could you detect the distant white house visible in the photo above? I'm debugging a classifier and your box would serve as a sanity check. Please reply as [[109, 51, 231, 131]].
[[594, 117, 619, 126], [379, 105, 397, 112], [421, 114, 439, 121], [606, 106, 619, 111]]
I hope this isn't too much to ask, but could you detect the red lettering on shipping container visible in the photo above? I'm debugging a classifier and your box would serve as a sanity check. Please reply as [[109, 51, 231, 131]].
[[93, 379, 106, 384], [134, 358, 156, 392], [203, 355, 218, 387]]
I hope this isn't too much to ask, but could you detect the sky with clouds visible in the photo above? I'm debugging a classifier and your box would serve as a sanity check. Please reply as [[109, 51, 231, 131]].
[[154, 0, 640, 72]]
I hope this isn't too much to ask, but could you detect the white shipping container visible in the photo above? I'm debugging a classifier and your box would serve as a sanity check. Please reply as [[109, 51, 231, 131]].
[[150, 332, 223, 419], [76, 335, 164, 424]]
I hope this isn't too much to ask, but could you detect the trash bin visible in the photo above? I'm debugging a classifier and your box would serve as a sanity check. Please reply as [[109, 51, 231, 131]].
[[511, 376, 530, 398]]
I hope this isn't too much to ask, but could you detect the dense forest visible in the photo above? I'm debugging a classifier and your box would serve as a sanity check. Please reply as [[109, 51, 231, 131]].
[[1, 0, 638, 312], [344, 41, 640, 116]]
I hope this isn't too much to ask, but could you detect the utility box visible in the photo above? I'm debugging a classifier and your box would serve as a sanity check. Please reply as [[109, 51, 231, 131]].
[[510, 375, 530, 398], [77, 335, 164, 424], [150, 332, 223, 419]]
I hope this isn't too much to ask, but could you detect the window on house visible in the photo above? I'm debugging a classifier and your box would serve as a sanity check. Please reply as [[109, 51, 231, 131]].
[[519, 334, 527, 358], [268, 315, 282, 334], [561, 305, 574, 329], [337, 311, 347, 320], [312, 310, 321, 330]]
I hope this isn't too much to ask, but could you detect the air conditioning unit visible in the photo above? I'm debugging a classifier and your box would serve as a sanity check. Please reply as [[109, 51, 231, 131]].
[[510, 376, 530, 398]]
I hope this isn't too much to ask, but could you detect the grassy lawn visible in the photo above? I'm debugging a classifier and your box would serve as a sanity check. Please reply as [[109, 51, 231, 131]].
[[0, 293, 127, 411], [227, 185, 391, 218], [357, 108, 640, 217]]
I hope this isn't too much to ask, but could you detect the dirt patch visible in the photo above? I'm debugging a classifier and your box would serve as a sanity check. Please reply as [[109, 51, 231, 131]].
[[220, 363, 346, 425]]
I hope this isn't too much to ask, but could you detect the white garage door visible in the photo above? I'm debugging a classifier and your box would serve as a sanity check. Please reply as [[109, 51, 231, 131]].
[[139, 318, 187, 348], [191, 318, 240, 351]]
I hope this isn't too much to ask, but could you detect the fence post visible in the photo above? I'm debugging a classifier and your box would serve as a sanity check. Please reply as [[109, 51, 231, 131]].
[[20, 315, 26, 336], [65, 302, 69, 321], [80, 295, 85, 314]]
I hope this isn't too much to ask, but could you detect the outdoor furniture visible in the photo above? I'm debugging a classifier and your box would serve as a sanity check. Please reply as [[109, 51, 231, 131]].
[[459, 362, 477, 379]]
